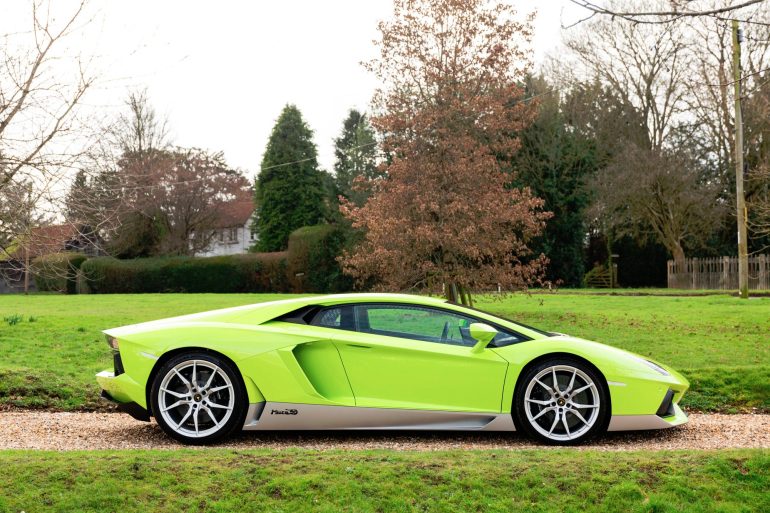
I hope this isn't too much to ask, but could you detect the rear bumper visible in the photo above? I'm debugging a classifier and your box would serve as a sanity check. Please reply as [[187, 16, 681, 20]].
[[100, 389, 151, 422], [96, 369, 148, 416]]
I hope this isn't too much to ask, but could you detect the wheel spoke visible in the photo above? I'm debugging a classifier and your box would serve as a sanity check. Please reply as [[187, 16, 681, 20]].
[[192, 361, 198, 389], [531, 406, 555, 421], [566, 369, 577, 393], [535, 379, 553, 394], [204, 407, 220, 427], [208, 384, 232, 394], [193, 407, 199, 434], [570, 408, 589, 426], [202, 369, 217, 391], [207, 401, 232, 411], [175, 405, 193, 429], [552, 367, 560, 393], [526, 398, 551, 406], [571, 402, 599, 409], [572, 383, 593, 395], [562, 413, 572, 438], [161, 388, 186, 399], [173, 368, 191, 388], [161, 399, 187, 412], [548, 412, 560, 435]]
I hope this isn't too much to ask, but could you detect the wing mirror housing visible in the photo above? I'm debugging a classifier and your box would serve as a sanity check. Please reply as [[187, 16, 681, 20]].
[[469, 323, 497, 353]]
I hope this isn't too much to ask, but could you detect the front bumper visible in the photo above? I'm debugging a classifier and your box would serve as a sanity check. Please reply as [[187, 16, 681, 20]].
[[608, 403, 689, 431]]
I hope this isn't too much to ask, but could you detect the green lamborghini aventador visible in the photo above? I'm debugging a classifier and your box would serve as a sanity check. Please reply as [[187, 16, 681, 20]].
[[96, 293, 689, 445]]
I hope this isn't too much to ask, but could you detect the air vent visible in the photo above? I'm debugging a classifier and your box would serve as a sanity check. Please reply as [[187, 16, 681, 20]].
[[656, 389, 675, 417]]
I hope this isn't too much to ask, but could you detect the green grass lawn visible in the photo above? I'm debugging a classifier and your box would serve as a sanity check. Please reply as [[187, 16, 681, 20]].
[[0, 292, 767, 412], [0, 449, 766, 512]]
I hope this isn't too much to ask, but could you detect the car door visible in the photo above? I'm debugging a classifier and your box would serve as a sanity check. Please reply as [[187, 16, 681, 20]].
[[312, 303, 509, 413]]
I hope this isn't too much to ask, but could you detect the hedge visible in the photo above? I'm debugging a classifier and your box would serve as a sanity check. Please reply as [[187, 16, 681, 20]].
[[77, 253, 291, 294], [287, 224, 352, 293], [32, 253, 88, 294], [72, 224, 353, 294]]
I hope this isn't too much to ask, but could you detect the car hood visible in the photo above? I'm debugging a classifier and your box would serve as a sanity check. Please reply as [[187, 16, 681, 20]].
[[507, 333, 688, 385]]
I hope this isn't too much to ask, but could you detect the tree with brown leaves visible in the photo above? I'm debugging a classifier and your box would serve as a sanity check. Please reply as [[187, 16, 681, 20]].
[[341, 0, 550, 304]]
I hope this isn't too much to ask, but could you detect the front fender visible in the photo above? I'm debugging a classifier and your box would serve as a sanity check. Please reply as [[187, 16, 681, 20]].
[[492, 336, 689, 416]]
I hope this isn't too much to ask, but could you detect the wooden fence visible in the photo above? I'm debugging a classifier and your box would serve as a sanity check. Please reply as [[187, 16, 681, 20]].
[[667, 255, 770, 290]]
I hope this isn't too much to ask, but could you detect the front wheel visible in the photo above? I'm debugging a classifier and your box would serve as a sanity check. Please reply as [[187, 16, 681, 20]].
[[150, 352, 247, 444], [513, 358, 610, 445]]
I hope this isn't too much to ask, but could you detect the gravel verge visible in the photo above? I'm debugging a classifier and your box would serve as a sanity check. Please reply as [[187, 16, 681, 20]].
[[1, 412, 768, 451]]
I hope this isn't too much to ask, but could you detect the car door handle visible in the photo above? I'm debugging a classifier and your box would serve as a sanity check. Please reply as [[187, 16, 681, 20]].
[[345, 344, 371, 349]]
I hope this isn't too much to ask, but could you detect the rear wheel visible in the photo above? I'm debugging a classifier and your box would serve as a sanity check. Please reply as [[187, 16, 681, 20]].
[[150, 352, 246, 444], [513, 358, 609, 445]]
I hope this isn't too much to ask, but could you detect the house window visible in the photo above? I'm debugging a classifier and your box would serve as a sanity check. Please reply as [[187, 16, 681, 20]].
[[229, 228, 238, 242]]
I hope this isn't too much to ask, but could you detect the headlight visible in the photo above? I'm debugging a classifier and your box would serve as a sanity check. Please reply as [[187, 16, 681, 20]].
[[630, 355, 669, 376], [106, 335, 119, 351]]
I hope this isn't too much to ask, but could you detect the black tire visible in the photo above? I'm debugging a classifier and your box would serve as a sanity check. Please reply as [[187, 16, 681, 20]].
[[150, 352, 247, 445], [513, 357, 610, 445]]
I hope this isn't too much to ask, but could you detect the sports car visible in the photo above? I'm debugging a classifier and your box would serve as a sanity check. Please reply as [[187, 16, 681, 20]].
[[96, 293, 689, 445]]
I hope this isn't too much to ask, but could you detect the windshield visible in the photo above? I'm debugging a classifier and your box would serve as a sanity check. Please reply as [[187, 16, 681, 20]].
[[447, 302, 556, 337]]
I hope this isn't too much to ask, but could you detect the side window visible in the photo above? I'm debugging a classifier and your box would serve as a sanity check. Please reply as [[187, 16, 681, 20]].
[[308, 303, 524, 347], [310, 305, 355, 331], [315, 307, 341, 328], [490, 331, 523, 347], [356, 304, 478, 347]]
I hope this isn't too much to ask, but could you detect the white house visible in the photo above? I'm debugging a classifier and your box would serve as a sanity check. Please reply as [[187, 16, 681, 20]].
[[195, 200, 256, 257]]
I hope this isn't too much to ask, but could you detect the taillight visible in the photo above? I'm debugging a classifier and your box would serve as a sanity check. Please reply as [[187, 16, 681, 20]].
[[106, 335, 120, 350]]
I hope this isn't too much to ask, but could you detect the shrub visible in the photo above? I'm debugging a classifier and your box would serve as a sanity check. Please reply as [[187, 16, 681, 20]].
[[4, 314, 23, 326], [31, 253, 88, 294], [287, 224, 352, 293], [77, 253, 291, 294]]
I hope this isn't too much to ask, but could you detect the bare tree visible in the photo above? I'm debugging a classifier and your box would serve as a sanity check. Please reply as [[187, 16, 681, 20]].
[[592, 145, 724, 267], [0, 1, 97, 290], [112, 89, 170, 157], [682, 5, 770, 186], [0, 1, 95, 191], [566, 0, 766, 25], [564, 1, 691, 151], [117, 147, 252, 256], [0, 179, 49, 292]]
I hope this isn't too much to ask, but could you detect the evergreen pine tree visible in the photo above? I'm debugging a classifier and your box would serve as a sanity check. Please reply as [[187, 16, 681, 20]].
[[508, 77, 597, 287], [333, 109, 379, 206], [64, 169, 90, 223], [255, 105, 327, 251]]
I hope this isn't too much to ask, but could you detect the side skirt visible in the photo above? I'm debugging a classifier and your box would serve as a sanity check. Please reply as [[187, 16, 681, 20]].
[[242, 402, 516, 431]]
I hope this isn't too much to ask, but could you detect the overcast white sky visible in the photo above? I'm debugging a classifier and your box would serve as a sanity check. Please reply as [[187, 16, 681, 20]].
[[2, 0, 588, 178]]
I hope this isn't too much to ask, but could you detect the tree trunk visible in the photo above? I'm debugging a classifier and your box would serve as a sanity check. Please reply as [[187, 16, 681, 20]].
[[24, 251, 30, 295], [445, 281, 473, 306], [672, 243, 686, 289]]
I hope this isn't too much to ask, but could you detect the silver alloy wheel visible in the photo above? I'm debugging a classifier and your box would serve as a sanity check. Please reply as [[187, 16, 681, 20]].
[[157, 359, 235, 438], [523, 365, 600, 442]]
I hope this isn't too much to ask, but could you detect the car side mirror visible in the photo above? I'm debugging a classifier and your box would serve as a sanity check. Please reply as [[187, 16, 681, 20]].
[[469, 323, 497, 353]]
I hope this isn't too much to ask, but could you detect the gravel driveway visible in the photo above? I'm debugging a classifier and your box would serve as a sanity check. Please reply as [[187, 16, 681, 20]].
[[1, 412, 768, 451]]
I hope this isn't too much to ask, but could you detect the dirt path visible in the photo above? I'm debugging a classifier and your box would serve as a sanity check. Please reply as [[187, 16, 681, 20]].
[[1, 412, 768, 451]]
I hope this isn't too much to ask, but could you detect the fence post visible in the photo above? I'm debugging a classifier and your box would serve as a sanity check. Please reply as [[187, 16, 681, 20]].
[[690, 257, 697, 289], [723, 256, 730, 290], [760, 255, 767, 290]]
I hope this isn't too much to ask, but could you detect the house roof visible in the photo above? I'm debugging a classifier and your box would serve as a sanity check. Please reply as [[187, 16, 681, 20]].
[[12, 224, 78, 261], [214, 200, 254, 229]]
